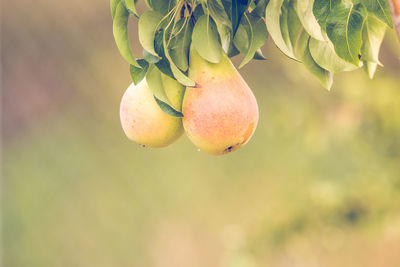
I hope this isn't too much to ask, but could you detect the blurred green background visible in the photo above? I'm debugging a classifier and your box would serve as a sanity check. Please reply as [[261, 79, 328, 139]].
[[3, 1, 400, 266]]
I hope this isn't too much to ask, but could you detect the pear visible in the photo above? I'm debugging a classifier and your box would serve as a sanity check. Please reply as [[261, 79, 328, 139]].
[[120, 77, 184, 148], [182, 46, 259, 155]]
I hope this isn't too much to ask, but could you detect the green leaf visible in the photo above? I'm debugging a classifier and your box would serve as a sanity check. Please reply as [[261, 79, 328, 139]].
[[233, 22, 250, 54], [139, 11, 163, 57], [110, 0, 121, 19], [361, 0, 393, 27], [143, 49, 160, 63], [130, 59, 149, 85], [123, 0, 139, 17], [312, 0, 340, 29], [163, 27, 195, 87], [266, 0, 297, 59], [298, 32, 333, 90], [217, 23, 232, 53], [146, 64, 172, 105], [253, 48, 267, 60], [228, 42, 241, 57], [112, 2, 140, 67], [294, 0, 325, 41], [309, 38, 360, 73], [288, 0, 304, 56], [252, 0, 269, 17], [232, 0, 251, 36], [363, 61, 378, 79], [169, 18, 193, 72], [154, 97, 184, 117], [153, 30, 174, 78], [192, 15, 222, 63], [326, 2, 367, 65], [208, 0, 231, 27], [361, 15, 387, 64], [145, 0, 175, 16], [236, 13, 269, 68]]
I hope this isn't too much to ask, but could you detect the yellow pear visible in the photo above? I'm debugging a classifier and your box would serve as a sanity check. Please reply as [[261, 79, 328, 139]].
[[120, 77, 184, 147], [182, 46, 259, 155]]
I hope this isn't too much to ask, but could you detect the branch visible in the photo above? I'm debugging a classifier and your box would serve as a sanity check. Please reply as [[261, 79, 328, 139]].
[[389, 0, 400, 41]]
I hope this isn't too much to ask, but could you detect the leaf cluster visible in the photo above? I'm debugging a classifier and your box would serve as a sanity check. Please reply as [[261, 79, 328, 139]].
[[111, 0, 393, 115]]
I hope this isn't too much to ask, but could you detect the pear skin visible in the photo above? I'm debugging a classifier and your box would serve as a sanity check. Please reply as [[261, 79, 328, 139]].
[[120, 78, 184, 148], [182, 46, 259, 155]]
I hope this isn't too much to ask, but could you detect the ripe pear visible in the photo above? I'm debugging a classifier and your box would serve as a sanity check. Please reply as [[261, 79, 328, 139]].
[[120, 77, 184, 148], [182, 46, 259, 155]]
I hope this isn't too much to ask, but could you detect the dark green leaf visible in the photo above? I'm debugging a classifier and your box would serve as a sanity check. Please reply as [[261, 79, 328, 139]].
[[154, 97, 184, 117], [235, 13, 269, 68], [208, 0, 231, 27], [153, 30, 174, 78], [169, 18, 193, 72], [232, 0, 250, 36], [130, 59, 149, 85], [144, 0, 175, 16], [252, 0, 269, 17], [163, 25, 195, 86], [313, 0, 340, 29]]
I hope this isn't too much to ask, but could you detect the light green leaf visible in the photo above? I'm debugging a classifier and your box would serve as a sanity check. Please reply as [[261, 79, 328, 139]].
[[288, 0, 304, 57], [326, 2, 366, 65], [266, 0, 297, 59], [110, 0, 121, 19], [138, 11, 163, 57], [113, 2, 140, 67], [146, 65, 172, 105], [363, 61, 378, 79], [299, 32, 333, 90], [123, 0, 139, 17], [309, 38, 359, 73], [192, 15, 222, 64], [361, 15, 387, 65], [294, 0, 325, 41], [361, 0, 393, 27]]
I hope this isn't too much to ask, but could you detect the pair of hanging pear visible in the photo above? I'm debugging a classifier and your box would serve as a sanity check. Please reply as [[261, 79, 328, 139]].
[[120, 45, 259, 155]]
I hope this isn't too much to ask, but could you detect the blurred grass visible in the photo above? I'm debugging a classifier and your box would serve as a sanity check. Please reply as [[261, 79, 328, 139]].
[[2, 1, 400, 266]]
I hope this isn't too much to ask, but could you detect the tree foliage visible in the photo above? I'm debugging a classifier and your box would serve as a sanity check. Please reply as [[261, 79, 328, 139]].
[[111, 0, 394, 114]]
